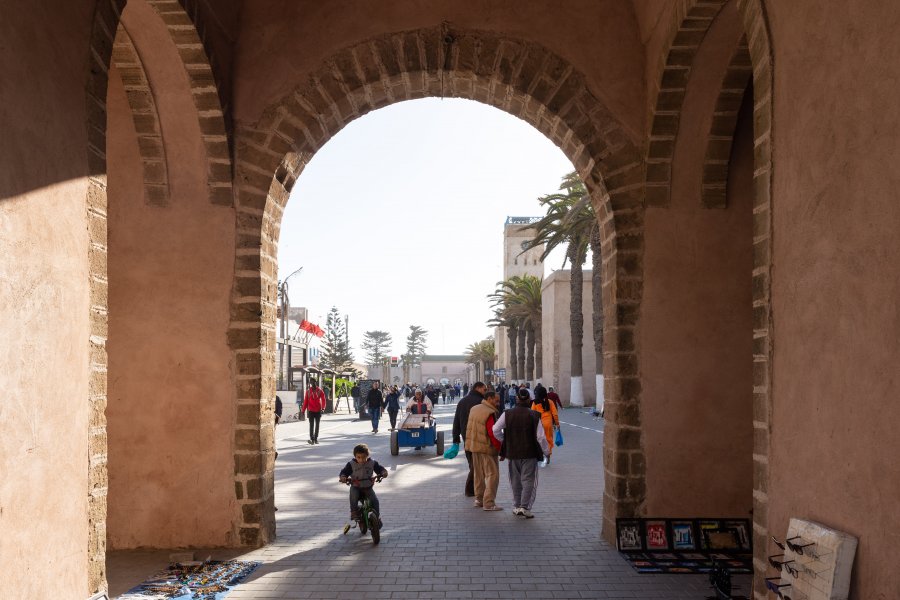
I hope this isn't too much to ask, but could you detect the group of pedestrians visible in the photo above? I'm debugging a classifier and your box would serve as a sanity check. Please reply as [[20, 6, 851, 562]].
[[400, 382, 464, 404], [450, 381, 560, 517]]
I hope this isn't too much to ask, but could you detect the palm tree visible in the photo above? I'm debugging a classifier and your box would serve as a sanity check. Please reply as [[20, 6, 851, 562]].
[[465, 339, 495, 382], [568, 177, 606, 410], [523, 172, 593, 406], [489, 275, 542, 383], [487, 308, 520, 381]]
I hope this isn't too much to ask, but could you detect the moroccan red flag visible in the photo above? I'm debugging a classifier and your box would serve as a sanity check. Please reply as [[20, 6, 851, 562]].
[[313, 325, 325, 337]]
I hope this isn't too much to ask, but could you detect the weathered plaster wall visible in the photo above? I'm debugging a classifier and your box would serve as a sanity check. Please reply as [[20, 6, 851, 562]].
[[640, 4, 753, 518], [766, 2, 900, 596], [541, 270, 598, 407], [106, 3, 238, 549], [231, 0, 647, 140], [0, 0, 95, 596]]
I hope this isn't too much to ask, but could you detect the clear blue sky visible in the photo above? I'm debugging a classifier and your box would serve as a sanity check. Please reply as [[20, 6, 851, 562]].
[[278, 98, 574, 358]]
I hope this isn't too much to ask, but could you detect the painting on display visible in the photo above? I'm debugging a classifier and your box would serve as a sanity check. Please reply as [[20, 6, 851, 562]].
[[723, 520, 751, 550], [616, 519, 643, 551], [671, 520, 696, 550], [698, 520, 721, 549], [645, 520, 669, 551]]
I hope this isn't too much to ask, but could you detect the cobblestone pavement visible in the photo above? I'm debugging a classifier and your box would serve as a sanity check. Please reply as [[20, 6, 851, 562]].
[[110, 403, 751, 599]]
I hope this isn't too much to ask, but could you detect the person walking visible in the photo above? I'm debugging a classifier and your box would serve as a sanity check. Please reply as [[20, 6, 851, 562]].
[[493, 387, 550, 518], [507, 384, 517, 409], [385, 385, 402, 430], [547, 386, 562, 410], [451, 381, 487, 497], [301, 380, 327, 444], [465, 390, 503, 511], [532, 388, 559, 465], [366, 381, 384, 433], [463, 382, 469, 397]]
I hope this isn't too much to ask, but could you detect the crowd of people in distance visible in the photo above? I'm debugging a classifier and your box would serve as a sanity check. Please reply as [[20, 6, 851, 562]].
[[284, 377, 568, 527]]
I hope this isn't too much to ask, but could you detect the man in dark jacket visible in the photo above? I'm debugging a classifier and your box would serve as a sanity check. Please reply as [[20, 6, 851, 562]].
[[451, 381, 487, 497], [492, 387, 550, 518], [366, 381, 384, 433]]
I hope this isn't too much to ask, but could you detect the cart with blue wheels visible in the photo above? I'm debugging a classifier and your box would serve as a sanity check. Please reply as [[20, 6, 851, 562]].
[[390, 413, 445, 456]]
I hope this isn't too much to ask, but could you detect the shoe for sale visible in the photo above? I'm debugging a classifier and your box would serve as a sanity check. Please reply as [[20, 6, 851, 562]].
[[521, 509, 535, 519], [483, 506, 504, 512], [473, 500, 483, 507]]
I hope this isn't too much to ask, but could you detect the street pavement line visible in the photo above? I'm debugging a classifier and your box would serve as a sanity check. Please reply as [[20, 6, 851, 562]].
[[558, 420, 604, 434]]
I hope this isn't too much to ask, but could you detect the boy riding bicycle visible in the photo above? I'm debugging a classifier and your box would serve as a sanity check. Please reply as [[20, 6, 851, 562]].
[[339, 444, 388, 525]]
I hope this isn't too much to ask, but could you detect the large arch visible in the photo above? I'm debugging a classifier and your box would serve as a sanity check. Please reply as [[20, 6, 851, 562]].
[[225, 25, 646, 546]]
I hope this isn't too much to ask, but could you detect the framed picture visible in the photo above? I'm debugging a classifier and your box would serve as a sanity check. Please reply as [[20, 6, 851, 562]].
[[705, 528, 741, 551], [616, 519, 643, 551], [698, 520, 721, 549], [671, 520, 696, 550], [645, 520, 670, 551], [723, 520, 751, 550]]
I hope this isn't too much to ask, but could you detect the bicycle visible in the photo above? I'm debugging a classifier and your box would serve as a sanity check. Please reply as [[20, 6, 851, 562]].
[[340, 476, 383, 544]]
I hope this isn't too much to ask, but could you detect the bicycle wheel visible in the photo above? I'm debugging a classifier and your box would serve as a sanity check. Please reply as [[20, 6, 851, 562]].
[[369, 512, 380, 544]]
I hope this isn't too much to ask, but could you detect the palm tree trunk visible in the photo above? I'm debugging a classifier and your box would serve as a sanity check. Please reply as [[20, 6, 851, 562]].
[[569, 243, 585, 407], [590, 223, 604, 411], [507, 326, 519, 382], [525, 325, 535, 383], [516, 324, 527, 384], [534, 315, 543, 381]]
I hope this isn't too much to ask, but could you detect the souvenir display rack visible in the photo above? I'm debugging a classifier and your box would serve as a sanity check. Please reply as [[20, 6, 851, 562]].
[[767, 518, 857, 600], [616, 517, 753, 575]]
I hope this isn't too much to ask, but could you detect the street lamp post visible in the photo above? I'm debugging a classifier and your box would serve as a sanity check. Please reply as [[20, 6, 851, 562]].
[[278, 267, 304, 390]]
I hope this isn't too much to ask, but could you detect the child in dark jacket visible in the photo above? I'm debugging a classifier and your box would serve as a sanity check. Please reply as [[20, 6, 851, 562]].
[[339, 444, 388, 523]]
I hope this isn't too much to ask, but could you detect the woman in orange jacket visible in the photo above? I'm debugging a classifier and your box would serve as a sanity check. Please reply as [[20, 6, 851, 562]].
[[531, 392, 559, 464]]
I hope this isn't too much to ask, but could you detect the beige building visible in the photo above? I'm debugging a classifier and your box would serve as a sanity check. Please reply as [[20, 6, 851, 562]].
[[495, 217, 544, 382], [541, 270, 602, 408], [367, 355, 470, 386]]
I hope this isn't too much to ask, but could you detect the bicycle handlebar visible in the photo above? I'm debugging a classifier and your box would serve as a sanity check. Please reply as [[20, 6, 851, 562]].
[[340, 475, 384, 485]]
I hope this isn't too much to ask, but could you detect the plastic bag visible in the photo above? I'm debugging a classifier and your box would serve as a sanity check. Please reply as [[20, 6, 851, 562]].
[[554, 426, 563, 447], [443, 443, 459, 459]]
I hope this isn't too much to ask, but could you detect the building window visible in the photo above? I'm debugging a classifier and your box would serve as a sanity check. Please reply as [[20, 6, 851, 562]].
[[514, 258, 518, 265]]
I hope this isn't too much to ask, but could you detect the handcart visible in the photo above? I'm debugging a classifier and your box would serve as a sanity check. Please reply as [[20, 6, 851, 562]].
[[390, 413, 445, 456]]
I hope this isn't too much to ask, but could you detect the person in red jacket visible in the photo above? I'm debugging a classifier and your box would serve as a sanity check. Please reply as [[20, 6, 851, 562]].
[[302, 380, 327, 444]]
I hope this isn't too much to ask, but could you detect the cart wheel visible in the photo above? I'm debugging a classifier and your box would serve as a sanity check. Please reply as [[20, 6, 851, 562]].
[[390, 430, 399, 456], [436, 431, 445, 456]]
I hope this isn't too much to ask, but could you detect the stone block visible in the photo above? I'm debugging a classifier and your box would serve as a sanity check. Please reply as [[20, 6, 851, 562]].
[[234, 452, 262, 476], [239, 526, 260, 546]]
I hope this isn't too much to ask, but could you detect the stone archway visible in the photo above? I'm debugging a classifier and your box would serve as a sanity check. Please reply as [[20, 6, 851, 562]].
[[225, 25, 647, 546]]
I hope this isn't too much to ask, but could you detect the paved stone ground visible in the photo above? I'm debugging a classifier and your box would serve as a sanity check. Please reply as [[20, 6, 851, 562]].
[[110, 403, 751, 599]]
